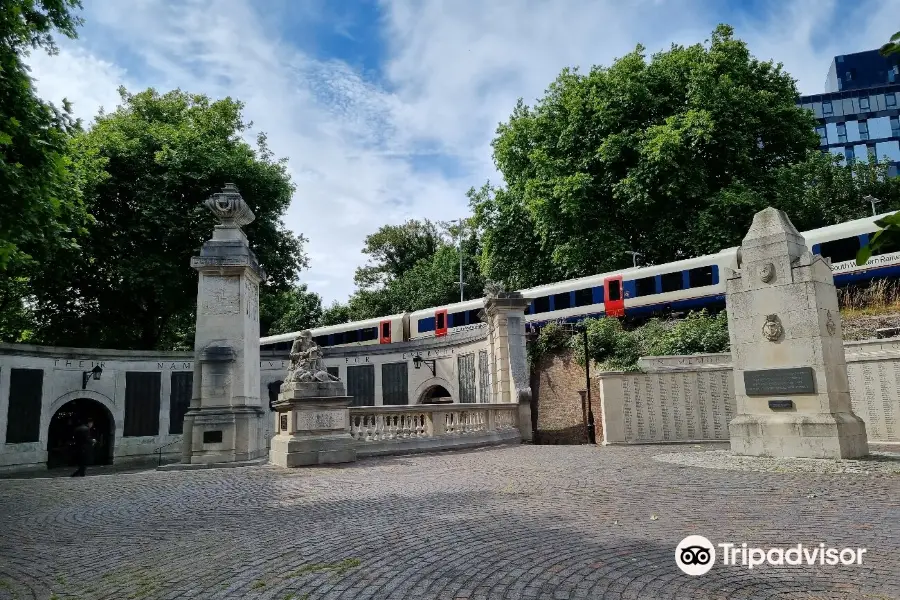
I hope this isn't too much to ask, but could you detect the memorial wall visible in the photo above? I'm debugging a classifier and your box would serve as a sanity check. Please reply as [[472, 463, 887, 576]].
[[598, 338, 900, 444]]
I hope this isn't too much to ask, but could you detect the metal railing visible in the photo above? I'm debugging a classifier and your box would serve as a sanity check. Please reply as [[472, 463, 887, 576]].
[[154, 439, 182, 467]]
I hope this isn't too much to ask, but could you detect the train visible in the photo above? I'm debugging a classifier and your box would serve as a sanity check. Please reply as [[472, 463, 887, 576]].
[[259, 212, 900, 353]]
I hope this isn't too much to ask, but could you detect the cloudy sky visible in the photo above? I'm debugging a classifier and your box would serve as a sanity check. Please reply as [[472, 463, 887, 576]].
[[27, 0, 899, 303]]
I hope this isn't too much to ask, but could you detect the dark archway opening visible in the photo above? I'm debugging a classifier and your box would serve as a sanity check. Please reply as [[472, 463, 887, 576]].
[[419, 385, 454, 404], [47, 399, 114, 469]]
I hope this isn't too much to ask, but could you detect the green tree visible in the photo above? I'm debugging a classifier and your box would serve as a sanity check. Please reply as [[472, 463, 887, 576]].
[[473, 24, 819, 285], [260, 283, 323, 336], [27, 87, 308, 350], [354, 219, 442, 290], [321, 301, 352, 326], [880, 31, 900, 56], [0, 0, 90, 271]]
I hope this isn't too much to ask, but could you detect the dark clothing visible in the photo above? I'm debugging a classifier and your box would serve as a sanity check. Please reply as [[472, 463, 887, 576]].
[[71, 424, 93, 477]]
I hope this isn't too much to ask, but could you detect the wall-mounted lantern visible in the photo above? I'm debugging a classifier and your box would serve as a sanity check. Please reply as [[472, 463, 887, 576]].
[[82, 365, 102, 390], [412, 355, 436, 376]]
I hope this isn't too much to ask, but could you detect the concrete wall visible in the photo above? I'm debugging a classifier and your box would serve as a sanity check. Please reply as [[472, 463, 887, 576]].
[[0, 327, 494, 473], [597, 338, 900, 445], [531, 353, 601, 444]]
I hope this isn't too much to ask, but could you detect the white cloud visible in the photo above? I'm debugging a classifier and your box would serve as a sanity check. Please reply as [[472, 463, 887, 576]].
[[26, 0, 900, 305]]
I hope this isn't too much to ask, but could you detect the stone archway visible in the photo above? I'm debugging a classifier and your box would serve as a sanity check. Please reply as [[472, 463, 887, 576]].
[[418, 384, 454, 404], [47, 398, 115, 469]]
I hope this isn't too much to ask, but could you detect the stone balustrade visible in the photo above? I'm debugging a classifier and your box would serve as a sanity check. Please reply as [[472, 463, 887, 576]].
[[348, 403, 520, 457]]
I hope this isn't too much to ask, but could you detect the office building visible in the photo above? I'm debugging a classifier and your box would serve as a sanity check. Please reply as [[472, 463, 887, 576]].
[[798, 49, 900, 177]]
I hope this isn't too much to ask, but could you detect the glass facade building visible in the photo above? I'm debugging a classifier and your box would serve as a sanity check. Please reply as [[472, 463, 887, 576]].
[[799, 50, 900, 177]]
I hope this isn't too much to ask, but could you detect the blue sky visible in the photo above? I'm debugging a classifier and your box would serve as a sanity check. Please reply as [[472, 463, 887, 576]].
[[28, 0, 900, 304]]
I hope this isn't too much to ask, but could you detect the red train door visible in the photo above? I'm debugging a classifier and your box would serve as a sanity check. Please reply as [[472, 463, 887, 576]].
[[604, 275, 624, 317], [379, 320, 392, 344], [435, 309, 448, 337]]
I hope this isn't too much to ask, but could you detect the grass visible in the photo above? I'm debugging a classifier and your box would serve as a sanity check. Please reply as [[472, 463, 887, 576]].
[[838, 279, 900, 317]]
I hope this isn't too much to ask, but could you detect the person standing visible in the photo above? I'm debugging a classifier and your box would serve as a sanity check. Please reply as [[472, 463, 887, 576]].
[[71, 418, 95, 477]]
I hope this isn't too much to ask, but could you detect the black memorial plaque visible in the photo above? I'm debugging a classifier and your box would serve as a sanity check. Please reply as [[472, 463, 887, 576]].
[[203, 430, 223, 444], [280, 414, 288, 431], [744, 367, 815, 396], [768, 399, 795, 410]]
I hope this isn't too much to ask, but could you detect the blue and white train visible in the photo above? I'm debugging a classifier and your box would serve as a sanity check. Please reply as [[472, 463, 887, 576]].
[[259, 212, 900, 352]]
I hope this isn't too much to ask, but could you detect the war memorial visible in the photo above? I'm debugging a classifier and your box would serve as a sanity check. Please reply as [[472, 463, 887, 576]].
[[0, 187, 897, 599]]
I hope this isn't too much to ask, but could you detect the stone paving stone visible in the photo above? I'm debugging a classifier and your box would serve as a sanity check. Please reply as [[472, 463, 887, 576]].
[[0, 444, 898, 599]]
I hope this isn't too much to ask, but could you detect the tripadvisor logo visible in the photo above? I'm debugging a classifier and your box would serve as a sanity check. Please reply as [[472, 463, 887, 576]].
[[675, 536, 867, 576]]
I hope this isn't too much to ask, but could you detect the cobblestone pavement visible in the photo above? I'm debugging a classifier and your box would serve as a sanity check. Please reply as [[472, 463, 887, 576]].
[[0, 443, 897, 600]]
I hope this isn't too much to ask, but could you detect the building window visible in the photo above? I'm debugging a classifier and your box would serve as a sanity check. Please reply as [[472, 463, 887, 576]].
[[860, 96, 870, 111], [822, 101, 833, 116], [859, 120, 869, 141], [891, 116, 900, 137], [844, 146, 855, 163], [887, 94, 898, 108], [868, 145, 877, 161], [815, 126, 827, 145], [837, 122, 847, 143]]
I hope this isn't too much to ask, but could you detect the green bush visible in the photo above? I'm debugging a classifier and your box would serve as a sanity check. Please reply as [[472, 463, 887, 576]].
[[527, 321, 573, 364], [564, 309, 730, 371]]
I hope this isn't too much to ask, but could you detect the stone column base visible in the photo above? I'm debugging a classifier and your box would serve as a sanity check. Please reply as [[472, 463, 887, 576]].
[[184, 406, 267, 465], [729, 412, 869, 459], [269, 432, 357, 467]]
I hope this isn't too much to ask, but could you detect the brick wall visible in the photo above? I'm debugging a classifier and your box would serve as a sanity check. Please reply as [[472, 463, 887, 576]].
[[532, 350, 602, 444]]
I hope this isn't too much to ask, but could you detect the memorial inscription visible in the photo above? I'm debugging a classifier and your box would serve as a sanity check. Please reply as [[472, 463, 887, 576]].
[[768, 399, 795, 410], [743, 367, 815, 396]]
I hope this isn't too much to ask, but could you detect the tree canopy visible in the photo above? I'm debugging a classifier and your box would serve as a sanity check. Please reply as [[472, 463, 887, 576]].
[[472, 24, 822, 288], [24, 87, 308, 349]]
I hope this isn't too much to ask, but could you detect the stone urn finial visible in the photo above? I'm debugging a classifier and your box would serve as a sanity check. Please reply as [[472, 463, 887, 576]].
[[205, 183, 255, 228]]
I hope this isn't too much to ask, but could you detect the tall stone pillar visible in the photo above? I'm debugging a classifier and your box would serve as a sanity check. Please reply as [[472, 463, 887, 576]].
[[725, 207, 868, 459], [482, 285, 533, 442], [179, 184, 267, 466]]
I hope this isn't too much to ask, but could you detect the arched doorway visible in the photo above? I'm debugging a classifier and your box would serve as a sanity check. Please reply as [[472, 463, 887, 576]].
[[419, 385, 454, 404], [47, 398, 114, 469]]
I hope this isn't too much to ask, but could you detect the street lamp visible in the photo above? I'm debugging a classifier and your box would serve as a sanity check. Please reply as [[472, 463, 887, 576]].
[[863, 195, 881, 216], [578, 323, 597, 444], [625, 250, 642, 268], [82, 365, 102, 390], [454, 218, 466, 302], [412, 355, 436, 376]]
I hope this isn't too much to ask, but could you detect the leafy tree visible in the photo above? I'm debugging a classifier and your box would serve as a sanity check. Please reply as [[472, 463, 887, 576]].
[[354, 219, 442, 290], [881, 31, 900, 57], [0, 0, 89, 271], [321, 301, 352, 326], [473, 25, 819, 286], [26, 88, 308, 350], [261, 283, 323, 336]]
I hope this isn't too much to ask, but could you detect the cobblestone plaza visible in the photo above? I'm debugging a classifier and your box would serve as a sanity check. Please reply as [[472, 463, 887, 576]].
[[0, 444, 897, 600]]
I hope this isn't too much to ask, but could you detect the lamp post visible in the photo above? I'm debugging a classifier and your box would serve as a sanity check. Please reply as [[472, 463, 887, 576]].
[[82, 365, 102, 390], [454, 218, 466, 302], [625, 250, 642, 268], [580, 324, 596, 444], [412, 354, 436, 376], [863, 195, 881, 216]]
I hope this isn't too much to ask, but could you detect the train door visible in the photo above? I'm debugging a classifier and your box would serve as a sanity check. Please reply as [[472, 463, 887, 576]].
[[435, 309, 448, 337], [604, 275, 624, 317], [379, 320, 392, 344]]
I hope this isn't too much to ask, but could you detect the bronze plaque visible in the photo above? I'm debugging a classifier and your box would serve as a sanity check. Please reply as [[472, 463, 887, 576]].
[[744, 367, 815, 396], [280, 414, 288, 431]]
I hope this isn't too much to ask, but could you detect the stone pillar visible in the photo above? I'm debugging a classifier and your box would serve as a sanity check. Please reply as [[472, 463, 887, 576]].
[[482, 288, 533, 442], [179, 184, 267, 466], [725, 207, 868, 459]]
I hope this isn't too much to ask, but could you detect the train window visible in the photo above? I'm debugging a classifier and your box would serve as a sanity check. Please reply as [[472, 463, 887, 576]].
[[660, 272, 684, 293], [553, 292, 571, 311], [436, 312, 445, 330], [818, 237, 861, 264], [276, 341, 291, 352], [688, 266, 714, 288], [449, 311, 467, 327], [313, 335, 330, 347], [574, 287, 593, 307], [381, 322, 391, 339], [418, 317, 435, 333], [872, 232, 900, 256], [467, 309, 482, 324], [634, 277, 657, 297], [360, 327, 378, 342], [607, 280, 621, 302], [333, 332, 345, 345], [345, 330, 360, 343], [533, 296, 550, 313]]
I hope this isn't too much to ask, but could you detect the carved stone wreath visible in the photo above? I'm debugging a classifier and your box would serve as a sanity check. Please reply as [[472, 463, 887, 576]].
[[762, 314, 783, 342], [759, 262, 775, 283]]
